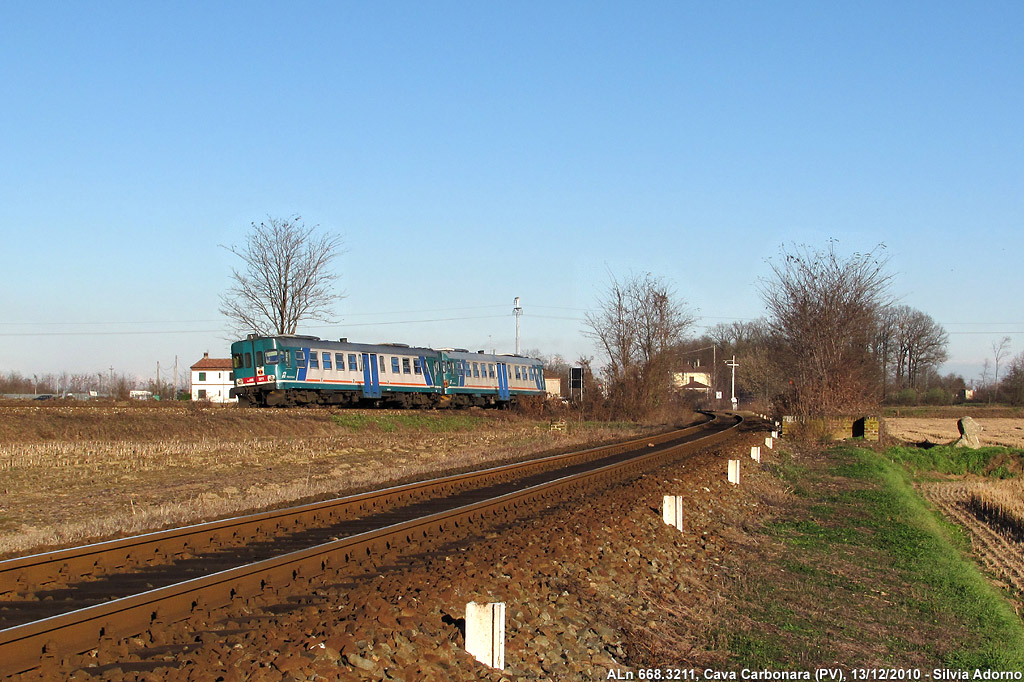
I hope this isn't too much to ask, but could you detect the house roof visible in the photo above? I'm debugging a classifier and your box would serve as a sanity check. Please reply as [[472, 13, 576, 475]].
[[678, 378, 710, 390], [191, 353, 233, 371]]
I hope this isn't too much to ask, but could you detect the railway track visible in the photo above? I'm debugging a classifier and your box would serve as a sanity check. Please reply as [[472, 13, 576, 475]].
[[0, 412, 742, 677]]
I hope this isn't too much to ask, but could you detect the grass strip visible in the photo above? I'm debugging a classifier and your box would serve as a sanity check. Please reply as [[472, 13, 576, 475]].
[[727, 446, 1024, 669]]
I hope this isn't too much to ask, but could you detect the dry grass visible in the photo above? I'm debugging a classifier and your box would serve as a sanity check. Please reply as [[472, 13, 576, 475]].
[[966, 480, 1024, 542], [0, 405, 656, 558]]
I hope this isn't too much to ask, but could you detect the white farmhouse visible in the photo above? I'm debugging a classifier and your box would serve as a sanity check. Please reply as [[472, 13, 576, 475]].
[[190, 353, 236, 403]]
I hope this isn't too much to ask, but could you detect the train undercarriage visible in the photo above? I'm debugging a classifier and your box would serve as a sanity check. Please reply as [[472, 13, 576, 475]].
[[232, 386, 513, 409]]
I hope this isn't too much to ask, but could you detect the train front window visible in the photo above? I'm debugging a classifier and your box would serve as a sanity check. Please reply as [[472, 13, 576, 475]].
[[232, 354, 243, 369], [244, 352, 252, 369], [256, 351, 263, 366]]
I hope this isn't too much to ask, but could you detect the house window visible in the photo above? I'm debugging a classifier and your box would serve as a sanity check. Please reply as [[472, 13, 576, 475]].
[[198, 372, 206, 382], [197, 389, 207, 399], [229, 372, 234, 381]]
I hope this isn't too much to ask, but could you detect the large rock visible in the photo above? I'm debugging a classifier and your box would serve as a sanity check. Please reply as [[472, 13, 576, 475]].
[[954, 416, 983, 449]]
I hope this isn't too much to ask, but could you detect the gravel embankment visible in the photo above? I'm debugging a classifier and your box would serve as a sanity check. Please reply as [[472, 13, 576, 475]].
[[30, 426, 774, 681]]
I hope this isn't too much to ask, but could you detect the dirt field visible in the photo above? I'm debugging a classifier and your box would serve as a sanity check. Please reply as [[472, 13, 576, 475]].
[[0, 404, 667, 559], [885, 417, 1024, 448]]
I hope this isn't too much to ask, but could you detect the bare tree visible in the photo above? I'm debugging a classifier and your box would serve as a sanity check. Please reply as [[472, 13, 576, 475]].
[[760, 241, 892, 416], [888, 305, 949, 390], [220, 216, 345, 336], [991, 336, 1012, 404], [584, 271, 695, 419]]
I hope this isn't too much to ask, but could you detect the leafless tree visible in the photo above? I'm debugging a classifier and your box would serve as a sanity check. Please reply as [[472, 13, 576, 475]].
[[760, 242, 892, 416], [584, 271, 695, 419], [991, 336, 1012, 404], [887, 305, 949, 390], [220, 216, 345, 336]]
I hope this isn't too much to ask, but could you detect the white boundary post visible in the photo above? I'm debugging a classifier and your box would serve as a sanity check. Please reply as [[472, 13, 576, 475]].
[[728, 459, 740, 485], [750, 446, 761, 463], [662, 495, 684, 531], [466, 602, 505, 669]]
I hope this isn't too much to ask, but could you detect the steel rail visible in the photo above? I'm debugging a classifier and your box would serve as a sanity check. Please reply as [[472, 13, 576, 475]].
[[0, 412, 741, 677]]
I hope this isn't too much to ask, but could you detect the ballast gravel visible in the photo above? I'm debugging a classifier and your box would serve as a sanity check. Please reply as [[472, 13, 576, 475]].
[[25, 424, 775, 681]]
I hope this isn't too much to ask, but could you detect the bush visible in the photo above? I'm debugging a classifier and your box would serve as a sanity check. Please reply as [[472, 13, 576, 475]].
[[892, 388, 918, 406], [922, 388, 949, 406]]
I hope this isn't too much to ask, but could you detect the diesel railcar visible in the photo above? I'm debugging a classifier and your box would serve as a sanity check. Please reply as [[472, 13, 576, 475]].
[[229, 334, 546, 408]]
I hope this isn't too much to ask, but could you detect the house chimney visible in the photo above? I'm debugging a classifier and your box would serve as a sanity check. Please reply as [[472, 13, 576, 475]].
[[203, 352, 209, 359]]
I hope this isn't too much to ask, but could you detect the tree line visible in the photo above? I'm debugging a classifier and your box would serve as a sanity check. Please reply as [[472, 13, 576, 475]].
[[581, 242, 1011, 419]]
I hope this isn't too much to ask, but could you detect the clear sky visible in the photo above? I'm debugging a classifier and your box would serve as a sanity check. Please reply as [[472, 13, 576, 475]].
[[2, 1, 1022, 387]]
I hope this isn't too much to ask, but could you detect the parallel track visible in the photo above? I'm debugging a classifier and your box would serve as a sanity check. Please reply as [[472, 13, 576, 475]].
[[0, 412, 742, 677]]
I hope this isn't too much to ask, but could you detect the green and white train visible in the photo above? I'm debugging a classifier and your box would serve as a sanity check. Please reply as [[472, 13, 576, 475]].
[[229, 334, 547, 408]]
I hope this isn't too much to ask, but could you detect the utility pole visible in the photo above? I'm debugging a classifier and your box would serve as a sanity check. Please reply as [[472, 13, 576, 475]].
[[157, 361, 161, 398], [726, 356, 739, 408], [513, 296, 522, 355]]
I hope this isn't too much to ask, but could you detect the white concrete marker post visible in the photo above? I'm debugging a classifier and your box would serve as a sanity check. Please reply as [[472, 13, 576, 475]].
[[750, 446, 761, 463], [764, 436, 774, 450], [466, 602, 505, 669], [728, 459, 741, 485], [771, 430, 778, 439], [663, 495, 684, 531]]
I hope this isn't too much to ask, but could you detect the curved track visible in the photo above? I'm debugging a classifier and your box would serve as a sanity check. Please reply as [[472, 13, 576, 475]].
[[0, 412, 742, 677]]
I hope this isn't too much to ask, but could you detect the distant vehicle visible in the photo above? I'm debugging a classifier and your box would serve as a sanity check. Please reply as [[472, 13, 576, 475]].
[[230, 334, 546, 408], [33, 394, 54, 401]]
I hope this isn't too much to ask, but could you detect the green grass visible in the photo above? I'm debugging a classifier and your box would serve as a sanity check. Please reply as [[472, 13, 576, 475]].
[[884, 444, 1023, 478], [726, 445, 1024, 669]]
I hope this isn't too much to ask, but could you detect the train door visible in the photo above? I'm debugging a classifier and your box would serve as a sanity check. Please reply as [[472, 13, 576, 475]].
[[361, 353, 381, 398], [496, 362, 510, 401]]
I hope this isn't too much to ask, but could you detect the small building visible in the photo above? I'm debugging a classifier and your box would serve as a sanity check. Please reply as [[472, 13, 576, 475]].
[[544, 375, 562, 399], [673, 371, 712, 396], [190, 353, 236, 403]]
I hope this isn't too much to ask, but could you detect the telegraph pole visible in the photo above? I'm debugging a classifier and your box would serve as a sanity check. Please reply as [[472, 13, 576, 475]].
[[513, 296, 522, 354]]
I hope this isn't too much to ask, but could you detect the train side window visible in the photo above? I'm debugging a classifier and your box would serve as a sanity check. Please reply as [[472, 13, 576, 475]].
[[323, 352, 332, 370], [391, 357, 400, 373], [309, 352, 319, 369], [514, 366, 521, 379], [414, 358, 422, 375], [379, 356, 386, 372], [335, 353, 344, 369], [348, 354, 358, 371], [296, 351, 305, 368], [244, 352, 252, 368], [402, 358, 411, 374], [471, 362, 478, 378]]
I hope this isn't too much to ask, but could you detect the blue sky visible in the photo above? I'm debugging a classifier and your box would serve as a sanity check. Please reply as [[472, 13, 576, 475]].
[[2, 1, 1022, 386]]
